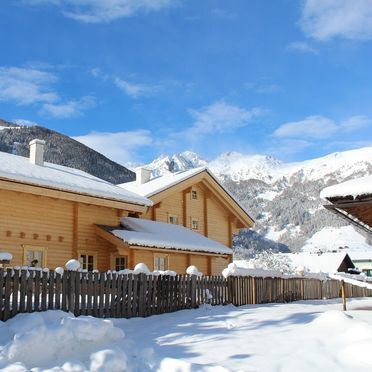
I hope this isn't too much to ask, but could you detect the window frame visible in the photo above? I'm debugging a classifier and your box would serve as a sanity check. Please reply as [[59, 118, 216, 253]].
[[168, 214, 179, 225], [191, 217, 199, 231], [191, 190, 198, 200], [153, 253, 169, 271], [114, 255, 128, 271], [78, 250, 97, 271], [23, 245, 47, 268]]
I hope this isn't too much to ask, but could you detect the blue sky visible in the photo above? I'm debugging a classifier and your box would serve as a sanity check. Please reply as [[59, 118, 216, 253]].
[[1, 0, 372, 166]]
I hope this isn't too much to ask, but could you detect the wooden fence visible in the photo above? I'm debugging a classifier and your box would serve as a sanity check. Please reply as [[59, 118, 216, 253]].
[[1, 268, 371, 321]]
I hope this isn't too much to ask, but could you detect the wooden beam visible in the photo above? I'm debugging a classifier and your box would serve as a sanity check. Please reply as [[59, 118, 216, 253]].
[[204, 192, 209, 237], [151, 202, 162, 221], [228, 218, 233, 248], [94, 225, 130, 248], [324, 205, 372, 234], [72, 202, 79, 258], [325, 200, 372, 209], [0, 178, 148, 213]]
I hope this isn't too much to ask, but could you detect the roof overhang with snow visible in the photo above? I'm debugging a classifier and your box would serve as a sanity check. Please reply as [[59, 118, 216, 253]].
[[320, 176, 372, 234], [119, 167, 254, 228], [96, 217, 233, 256], [0, 151, 152, 211]]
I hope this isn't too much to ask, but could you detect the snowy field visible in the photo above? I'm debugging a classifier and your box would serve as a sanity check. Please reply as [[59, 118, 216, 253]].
[[1, 299, 372, 371]]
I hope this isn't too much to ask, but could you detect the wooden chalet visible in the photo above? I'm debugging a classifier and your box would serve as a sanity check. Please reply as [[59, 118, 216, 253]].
[[320, 175, 372, 234], [119, 166, 254, 274], [0, 140, 240, 274]]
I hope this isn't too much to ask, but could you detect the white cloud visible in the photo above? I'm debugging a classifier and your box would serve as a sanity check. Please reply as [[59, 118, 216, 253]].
[[73, 129, 153, 164], [114, 77, 157, 98], [40, 96, 96, 118], [287, 41, 319, 55], [0, 66, 59, 105], [301, 0, 372, 41], [274, 115, 371, 139], [24, 0, 177, 23], [274, 115, 338, 139], [91, 68, 157, 98], [340, 115, 372, 132], [267, 139, 312, 156], [185, 101, 263, 139]]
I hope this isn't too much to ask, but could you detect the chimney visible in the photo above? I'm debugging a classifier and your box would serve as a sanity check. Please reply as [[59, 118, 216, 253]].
[[29, 139, 46, 166], [136, 167, 151, 185]]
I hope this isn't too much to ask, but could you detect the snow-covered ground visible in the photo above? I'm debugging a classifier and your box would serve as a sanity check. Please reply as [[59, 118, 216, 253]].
[[301, 225, 372, 253], [1, 299, 372, 371]]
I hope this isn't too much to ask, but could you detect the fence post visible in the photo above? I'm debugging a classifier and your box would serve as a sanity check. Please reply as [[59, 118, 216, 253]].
[[252, 277, 257, 305], [341, 280, 347, 311], [301, 279, 305, 300], [190, 275, 197, 308]]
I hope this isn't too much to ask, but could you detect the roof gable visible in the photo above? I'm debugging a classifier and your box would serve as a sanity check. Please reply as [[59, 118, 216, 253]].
[[119, 167, 254, 227]]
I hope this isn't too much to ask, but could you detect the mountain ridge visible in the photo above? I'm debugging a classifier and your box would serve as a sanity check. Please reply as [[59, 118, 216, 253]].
[[0, 119, 135, 184], [144, 147, 372, 255]]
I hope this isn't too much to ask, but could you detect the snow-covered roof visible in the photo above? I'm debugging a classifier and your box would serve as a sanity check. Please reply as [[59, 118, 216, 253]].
[[348, 252, 372, 261], [320, 175, 372, 200], [284, 252, 353, 274], [0, 151, 152, 207], [111, 217, 232, 255], [119, 167, 208, 197], [119, 166, 253, 224]]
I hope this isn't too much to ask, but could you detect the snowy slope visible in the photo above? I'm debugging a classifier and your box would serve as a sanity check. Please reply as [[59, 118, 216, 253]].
[[144, 147, 372, 254]]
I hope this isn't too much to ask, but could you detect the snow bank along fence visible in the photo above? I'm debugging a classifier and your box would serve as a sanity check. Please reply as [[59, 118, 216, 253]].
[[1, 268, 372, 321]]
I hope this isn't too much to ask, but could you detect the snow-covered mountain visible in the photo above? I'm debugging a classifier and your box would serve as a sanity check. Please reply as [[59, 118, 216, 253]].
[[146, 147, 372, 255]]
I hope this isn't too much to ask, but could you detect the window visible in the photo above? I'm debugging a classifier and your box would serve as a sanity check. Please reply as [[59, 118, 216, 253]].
[[168, 214, 179, 225], [191, 218, 199, 231], [115, 256, 128, 271], [80, 254, 95, 271], [191, 190, 198, 200], [154, 254, 168, 271], [23, 246, 46, 268]]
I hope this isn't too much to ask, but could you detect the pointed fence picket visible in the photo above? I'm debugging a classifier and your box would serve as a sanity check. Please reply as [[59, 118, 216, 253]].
[[1, 268, 371, 321]]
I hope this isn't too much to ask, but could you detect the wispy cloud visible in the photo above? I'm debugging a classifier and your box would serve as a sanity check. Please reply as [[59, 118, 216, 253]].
[[211, 8, 236, 20], [301, 0, 372, 41], [0, 66, 58, 105], [246, 82, 281, 94], [24, 0, 177, 23], [287, 41, 319, 55], [184, 101, 263, 139], [271, 114, 372, 156], [73, 129, 153, 165], [0, 65, 96, 118], [273, 115, 371, 139], [92, 68, 157, 98], [40, 96, 96, 118], [273, 115, 338, 139]]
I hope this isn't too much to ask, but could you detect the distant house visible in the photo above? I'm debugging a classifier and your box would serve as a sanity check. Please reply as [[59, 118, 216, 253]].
[[320, 175, 372, 234], [0, 140, 236, 274], [348, 252, 372, 277], [119, 167, 254, 273], [285, 252, 355, 274]]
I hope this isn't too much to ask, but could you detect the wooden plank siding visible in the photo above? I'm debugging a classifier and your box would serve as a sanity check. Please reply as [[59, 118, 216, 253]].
[[0, 188, 128, 270]]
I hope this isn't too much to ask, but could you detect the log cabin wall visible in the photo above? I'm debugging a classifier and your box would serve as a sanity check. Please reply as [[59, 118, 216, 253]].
[[0, 188, 127, 270]]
